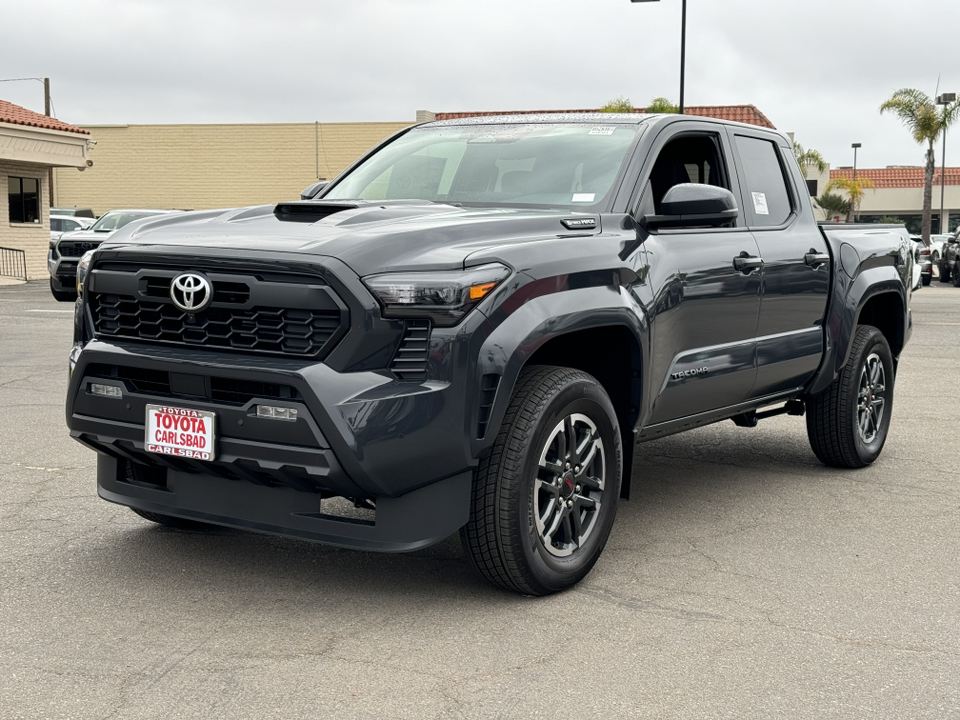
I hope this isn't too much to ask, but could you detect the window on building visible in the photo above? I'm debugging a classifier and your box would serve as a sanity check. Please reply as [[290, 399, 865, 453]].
[[8, 177, 40, 224]]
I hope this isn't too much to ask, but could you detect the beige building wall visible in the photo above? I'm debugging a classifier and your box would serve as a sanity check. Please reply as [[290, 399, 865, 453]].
[[54, 121, 411, 216], [1, 161, 50, 279]]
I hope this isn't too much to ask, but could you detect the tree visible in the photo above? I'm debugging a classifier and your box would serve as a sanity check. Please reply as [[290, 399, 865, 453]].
[[792, 141, 827, 178], [646, 98, 680, 113], [600, 96, 634, 113], [646, 97, 679, 114], [814, 192, 852, 222], [824, 176, 875, 223], [880, 88, 960, 244]]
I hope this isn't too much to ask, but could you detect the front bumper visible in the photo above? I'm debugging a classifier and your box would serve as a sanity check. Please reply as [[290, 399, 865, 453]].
[[97, 454, 470, 552], [67, 336, 477, 552]]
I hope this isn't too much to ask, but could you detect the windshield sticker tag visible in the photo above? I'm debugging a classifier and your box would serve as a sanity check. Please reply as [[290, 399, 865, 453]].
[[572, 193, 596, 203], [752, 192, 769, 215], [589, 127, 616, 136]]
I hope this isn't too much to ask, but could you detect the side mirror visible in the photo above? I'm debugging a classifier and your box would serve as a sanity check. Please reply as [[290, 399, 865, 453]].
[[643, 183, 739, 230], [300, 181, 329, 201]]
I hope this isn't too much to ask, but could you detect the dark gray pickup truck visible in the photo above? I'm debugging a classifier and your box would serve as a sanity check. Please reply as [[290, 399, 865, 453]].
[[66, 113, 913, 595]]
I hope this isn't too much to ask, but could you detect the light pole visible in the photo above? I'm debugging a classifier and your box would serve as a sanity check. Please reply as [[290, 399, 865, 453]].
[[936, 92, 955, 235], [631, 0, 687, 114], [851, 143, 861, 221]]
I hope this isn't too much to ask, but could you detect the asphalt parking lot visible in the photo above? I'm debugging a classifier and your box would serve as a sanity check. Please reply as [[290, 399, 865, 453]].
[[1, 279, 958, 720]]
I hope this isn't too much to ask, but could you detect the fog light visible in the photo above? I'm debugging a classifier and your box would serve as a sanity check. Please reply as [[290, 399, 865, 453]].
[[257, 405, 297, 421], [90, 383, 122, 398]]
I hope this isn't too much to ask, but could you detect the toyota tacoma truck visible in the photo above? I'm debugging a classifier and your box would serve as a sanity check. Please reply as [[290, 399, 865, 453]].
[[66, 113, 913, 595]]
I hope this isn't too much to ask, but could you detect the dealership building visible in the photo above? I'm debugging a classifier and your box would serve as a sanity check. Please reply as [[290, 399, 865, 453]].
[[0, 100, 92, 280], [5, 99, 956, 282]]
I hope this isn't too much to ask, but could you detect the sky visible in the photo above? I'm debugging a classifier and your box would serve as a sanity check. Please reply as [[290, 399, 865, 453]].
[[1, 0, 958, 171]]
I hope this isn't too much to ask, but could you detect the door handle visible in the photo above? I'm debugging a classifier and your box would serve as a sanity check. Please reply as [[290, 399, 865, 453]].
[[804, 251, 830, 269], [733, 252, 764, 273]]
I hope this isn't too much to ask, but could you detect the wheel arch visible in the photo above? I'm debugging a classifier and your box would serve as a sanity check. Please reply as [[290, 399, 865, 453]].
[[472, 288, 648, 499]]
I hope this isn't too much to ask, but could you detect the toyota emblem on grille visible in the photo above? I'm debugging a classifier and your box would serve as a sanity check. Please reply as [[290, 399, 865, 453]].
[[170, 273, 212, 312]]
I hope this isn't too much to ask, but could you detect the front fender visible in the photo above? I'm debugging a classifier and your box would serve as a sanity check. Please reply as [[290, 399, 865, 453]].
[[470, 282, 649, 458]]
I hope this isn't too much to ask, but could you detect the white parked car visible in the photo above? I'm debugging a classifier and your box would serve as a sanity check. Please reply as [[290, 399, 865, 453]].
[[49, 214, 94, 241], [48, 209, 177, 301]]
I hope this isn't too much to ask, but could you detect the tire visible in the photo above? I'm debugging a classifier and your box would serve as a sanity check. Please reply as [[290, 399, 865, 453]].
[[806, 325, 894, 468], [921, 273, 931, 286], [49, 277, 77, 302], [953, 266, 960, 288], [941, 263, 952, 282], [460, 366, 623, 596], [932, 251, 940, 264], [130, 507, 216, 530]]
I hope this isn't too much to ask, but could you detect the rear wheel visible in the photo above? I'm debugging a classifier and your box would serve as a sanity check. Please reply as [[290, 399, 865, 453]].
[[953, 266, 960, 288], [460, 366, 622, 596], [49, 277, 76, 302], [941, 262, 952, 282], [806, 325, 894, 468]]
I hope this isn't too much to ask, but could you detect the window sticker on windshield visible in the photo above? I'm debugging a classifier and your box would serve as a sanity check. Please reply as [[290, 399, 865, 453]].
[[572, 193, 596, 203], [752, 192, 769, 215], [588, 127, 616, 136]]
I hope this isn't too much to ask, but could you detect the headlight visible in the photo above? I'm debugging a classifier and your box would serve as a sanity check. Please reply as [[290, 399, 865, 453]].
[[76, 250, 95, 295], [363, 263, 511, 326]]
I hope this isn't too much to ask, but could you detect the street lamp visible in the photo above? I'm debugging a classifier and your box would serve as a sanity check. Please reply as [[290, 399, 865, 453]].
[[936, 92, 955, 235], [851, 143, 861, 221], [631, 0, 687, 114]]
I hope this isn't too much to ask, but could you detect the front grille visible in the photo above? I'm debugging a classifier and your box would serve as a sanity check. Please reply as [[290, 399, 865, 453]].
[[87, 264, 348, 358], [92, 294, 340, 355], [86, 363, 302, 406], [58, 240, 100, 257], [390, 320, 431, 380]]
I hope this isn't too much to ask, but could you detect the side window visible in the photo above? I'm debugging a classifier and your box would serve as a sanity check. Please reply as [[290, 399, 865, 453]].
[[734, 135, 793, 226], [647, 134, 729, 213], [51, 218, 62, 232]]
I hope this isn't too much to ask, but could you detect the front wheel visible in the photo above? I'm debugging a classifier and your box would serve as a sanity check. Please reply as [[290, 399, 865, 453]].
[[805, 325, 894, 468], [460, 366, 622, 596], [953, 266, 960, 288], [941, 263, 952, 282]]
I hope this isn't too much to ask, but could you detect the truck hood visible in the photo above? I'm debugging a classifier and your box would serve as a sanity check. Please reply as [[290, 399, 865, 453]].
[[102, 201, 600, 277]]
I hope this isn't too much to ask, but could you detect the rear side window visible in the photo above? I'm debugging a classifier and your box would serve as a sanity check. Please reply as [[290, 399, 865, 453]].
[[734, 135, 793, 226]]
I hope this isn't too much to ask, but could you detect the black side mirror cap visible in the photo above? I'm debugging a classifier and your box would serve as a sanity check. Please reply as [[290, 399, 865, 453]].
[[300, 181, 329, 200], [643, 183, 739, 230]]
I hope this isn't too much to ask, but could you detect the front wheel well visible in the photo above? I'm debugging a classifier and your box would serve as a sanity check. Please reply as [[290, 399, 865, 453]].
[[523, 325, 642, 498]]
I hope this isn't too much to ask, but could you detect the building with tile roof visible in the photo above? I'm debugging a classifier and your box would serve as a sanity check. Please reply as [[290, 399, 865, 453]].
[[426, 104, 776, 129], [824, 165, 960, 234], [1, 99, 94, 281]]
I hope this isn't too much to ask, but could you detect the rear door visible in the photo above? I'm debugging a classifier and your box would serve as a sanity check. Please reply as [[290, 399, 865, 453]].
[[728, 129, 831, 398]]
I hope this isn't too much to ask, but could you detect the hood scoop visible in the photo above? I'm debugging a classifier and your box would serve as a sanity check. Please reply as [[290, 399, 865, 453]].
[[274, 200, 363, 223]]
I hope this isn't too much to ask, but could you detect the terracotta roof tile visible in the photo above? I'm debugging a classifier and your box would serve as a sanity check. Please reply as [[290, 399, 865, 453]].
[[829, 167, 960, 189], [433, 104, 776, 129], [0, 99, 88, 135]]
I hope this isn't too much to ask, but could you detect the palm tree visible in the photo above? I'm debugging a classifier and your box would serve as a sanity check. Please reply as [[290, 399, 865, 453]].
[[814, 192, 852, 222], [880, 88, 960, 243], [825, 176, 875, 222], [793, 141, 828, 178]]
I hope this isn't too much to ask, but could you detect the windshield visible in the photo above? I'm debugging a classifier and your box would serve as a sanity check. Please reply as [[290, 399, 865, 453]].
[[91, 211, 165, 232], [324, 123, 640, 209]]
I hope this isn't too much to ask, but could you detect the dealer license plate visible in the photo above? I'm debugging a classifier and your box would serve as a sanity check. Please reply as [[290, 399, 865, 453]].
[[145, 404, 216, 461]]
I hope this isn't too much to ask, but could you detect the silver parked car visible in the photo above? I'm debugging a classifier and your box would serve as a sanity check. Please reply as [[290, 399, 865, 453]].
[[48, 209, 177, 301]]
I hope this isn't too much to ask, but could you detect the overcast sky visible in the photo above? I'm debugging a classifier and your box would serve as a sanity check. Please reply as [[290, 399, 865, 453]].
[[1, 0, 957, 171]]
